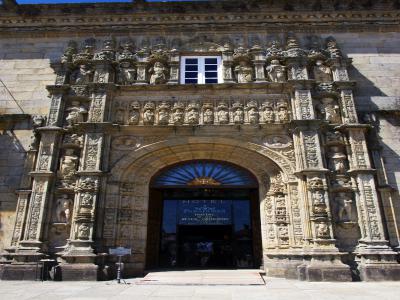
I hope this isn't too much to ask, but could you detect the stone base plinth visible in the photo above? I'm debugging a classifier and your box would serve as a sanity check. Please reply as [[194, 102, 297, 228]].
[[358, 264, 400, 281], [264, 256, 303, 279], [0, 263, 40, 280], [298, 263, 352, 282], [59, 263, 98, 281]]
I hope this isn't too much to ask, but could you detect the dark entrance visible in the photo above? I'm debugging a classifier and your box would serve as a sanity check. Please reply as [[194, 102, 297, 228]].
[[146, 160, 262, 270]]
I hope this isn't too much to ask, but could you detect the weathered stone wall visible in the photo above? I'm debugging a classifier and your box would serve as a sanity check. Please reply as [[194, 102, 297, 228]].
[[0, 31, 399, 254]]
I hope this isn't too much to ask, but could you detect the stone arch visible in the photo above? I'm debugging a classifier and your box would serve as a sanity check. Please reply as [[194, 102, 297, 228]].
[[104, 137, 299, 274]]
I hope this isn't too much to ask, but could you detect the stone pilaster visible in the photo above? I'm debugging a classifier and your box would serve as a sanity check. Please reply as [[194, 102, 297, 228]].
[[222, 47, 235, 83], [344, 126, 400, 280], [168, 49, 179, 84], [135, 49, 149, 84], [250, 45, 266, 82]]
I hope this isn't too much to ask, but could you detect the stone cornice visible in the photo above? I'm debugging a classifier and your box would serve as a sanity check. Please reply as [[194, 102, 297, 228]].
[[0, 5, 399, 37]]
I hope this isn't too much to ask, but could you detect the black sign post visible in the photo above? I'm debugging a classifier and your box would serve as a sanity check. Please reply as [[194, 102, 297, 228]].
[[109, 247, 132, 284]]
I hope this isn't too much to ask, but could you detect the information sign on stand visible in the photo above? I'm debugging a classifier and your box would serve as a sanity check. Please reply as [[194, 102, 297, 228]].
[[109, 247, 132, 284]]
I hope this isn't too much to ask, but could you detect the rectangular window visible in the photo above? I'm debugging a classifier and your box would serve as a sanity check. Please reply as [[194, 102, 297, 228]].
[[180, 56, 222, 84]]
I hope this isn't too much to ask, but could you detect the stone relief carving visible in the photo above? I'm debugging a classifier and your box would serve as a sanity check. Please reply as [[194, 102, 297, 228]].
[[59, 149, 79, 187], [112, 136, 142, 150], [317, 97, 341, 124], [172, 102, 185, 125], [65, 101, 88, 127], [143, 102, 155, 125], [149, 61, 168, 84], [335, 192, 355, 223], [186, 102, 200, 125], [232, 102, 244, 124], [246, 101, 259, 124], [128, 101, 141, 125], [217, 102, 229, 124], [202, 103, 214, 125], [328, 146, 348, 174], [158, 101, 170, 125], [71, 64, 93, 85], [117, 61, 136, 85], [263, 135, 292, 149]]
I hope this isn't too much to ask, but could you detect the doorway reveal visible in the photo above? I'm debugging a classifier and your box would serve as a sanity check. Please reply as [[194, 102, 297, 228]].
[[146, 160, 262, 270]]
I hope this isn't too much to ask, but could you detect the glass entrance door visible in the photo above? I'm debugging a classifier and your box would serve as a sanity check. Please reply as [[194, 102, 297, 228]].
[[159, 198, 254, 268]]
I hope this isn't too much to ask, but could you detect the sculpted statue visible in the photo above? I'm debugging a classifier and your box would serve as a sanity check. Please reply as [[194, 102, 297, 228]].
[[308, 177, 324, 190], [186, 103, 199, 125], [81, 193, 93, 206], [313, 60, 332, 82], [217, 103, 229, 124], [232, 102, 244, 124], [276, 101, 289, 123], [65, 101, 87, 127], [319, 98, 341, 123], [312, 190, 327, 214], [326, 131, 343, 143], [336, 193, 353, 222], [117, 61, 136, 85], [246, 101, 259, 124], [78, 223, 90, 239], [60, 149, 78, 180], [262, 102, 275, 123], [328, 146, 347, 174], [266, 60, 286, 82], [128, 101, 140, 125], [234, 60, 253, 83], [316, 223, 329, 238], [158, 102, 170, 125], [55, 194, 73, 224], [172, 102, 185, 125], [202, 104, 214, 125], [143, 102, 155, 125], [71, 64, 93, 84], [149, 61, 168, 84]]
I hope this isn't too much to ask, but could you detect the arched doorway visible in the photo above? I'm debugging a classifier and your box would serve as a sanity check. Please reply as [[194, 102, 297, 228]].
[[145, 160, 262, 270]]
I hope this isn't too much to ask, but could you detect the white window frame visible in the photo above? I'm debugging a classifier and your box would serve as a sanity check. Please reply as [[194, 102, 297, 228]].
[[180, 56, 223, 84]]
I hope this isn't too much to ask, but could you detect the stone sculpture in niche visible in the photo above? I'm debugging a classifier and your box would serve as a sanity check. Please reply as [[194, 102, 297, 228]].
[[128, 101, 140, 125], [326, 131, 343, 144], [149, 61, 168, 84], [78, 223, 90, 239], [117, 61, 136, 85], [336, 193, 354, 222], [65, 101, 87, 127], [143, 102, 155, 125], [59, 149, 78, 181], [316, 223, 329, 238], [262, 101, 275, 123], [158, 102, 170, 125], [232, 102, 244, 124], [247, 101, 259, 124], [217, 102, 229, 124], [276, 101, 289, 123], [313, 60, 332, 82], [318, 98, 341, 123], [55, 194, 73, 224], [186, 102, 199, 125], [172, 102, 185, 125], [328, 146, 347, 174], [312, 190, 327, 214], [71, 64, 93, 84], [234, 60, 253, 83], [266, 60, 286, 82], [202, 103, 214, 125]]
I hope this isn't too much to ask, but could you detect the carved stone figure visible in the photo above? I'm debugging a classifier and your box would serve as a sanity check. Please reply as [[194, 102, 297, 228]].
[[65, 101, 87, 127], [171, 102, 185, 125], [308, 177, 324, 190], [78, 223, 90, 239], [158, 102, 170, 125], [217, 102, 229, 124], [319, 98, 341, 123], [149, 61, 167, 84], [60, 149, 78, 180], [55, 194, 73, 224], [81, 193, 93, 206], [336, 193, 353, 222], [234, 60, 253, 83], [246, 101, 259, 124], [314, 60, 332, 82], [276, 101, 289, 123], [326, 131, 343, 144], [117, 61, 136, 85], [32, 115, 45, 128], [328, 146, 347, 174], [202, 104, 214, 125], [71, 64, 93, 84], [266, 60, 286, 82], [128, 101, 140, 125], [312, 190, 327, 214], [316, 223, 329, 238], [143, 102, 155, 125], [78, 177, 97, 190], [232, 102, 244, 124], [186, 102, 199, 125], [262, 102, 275, 123]]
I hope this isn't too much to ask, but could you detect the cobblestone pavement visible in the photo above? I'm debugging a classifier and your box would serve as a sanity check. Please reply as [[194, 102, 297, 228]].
[[1, 271, 400, 300]]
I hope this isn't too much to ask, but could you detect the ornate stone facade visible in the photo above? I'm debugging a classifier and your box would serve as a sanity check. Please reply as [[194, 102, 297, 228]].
[[0, 0, 400, 282]]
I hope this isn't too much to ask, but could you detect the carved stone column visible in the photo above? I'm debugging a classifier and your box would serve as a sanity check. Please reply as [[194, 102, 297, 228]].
[[168, 49, 179, 84], [344, 125, 400, 280], [250, 45, 266, 82], [292, 79, 352, 281], [222, 47, 235, 83]]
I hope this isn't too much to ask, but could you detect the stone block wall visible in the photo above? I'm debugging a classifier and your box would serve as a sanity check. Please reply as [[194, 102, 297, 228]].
[[0, 31, 399, 253]]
